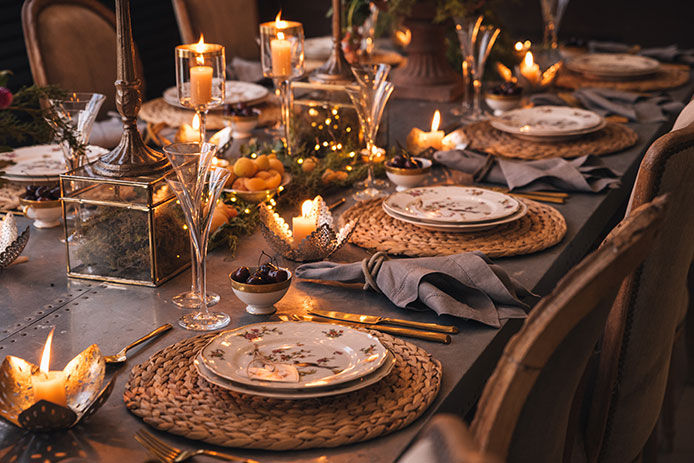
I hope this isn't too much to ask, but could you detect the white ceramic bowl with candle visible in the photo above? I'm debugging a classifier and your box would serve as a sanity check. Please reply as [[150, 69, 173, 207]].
[[229, 266, 292, 315], [385, 157, 432, 192]]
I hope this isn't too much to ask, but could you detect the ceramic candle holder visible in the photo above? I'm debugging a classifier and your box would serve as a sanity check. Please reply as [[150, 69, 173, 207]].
[[258, 196, 357, 262], [0, 345, 113, 431], [0, 227, 29, 270]]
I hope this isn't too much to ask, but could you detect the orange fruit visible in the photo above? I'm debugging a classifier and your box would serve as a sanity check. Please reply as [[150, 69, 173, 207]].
[[254, 170, 272, 180], [231, 177, 247, 191], [233, 157, 257, 178], [268, 158, 285, 175], [254, 154, 270, 171], [245, 177, 267, 191], [265, 171, 282, 189]]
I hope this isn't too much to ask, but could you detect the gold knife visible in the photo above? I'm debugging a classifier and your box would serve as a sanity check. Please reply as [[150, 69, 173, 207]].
[[280, 314, 451, 344], [308, 309, 459, 334]]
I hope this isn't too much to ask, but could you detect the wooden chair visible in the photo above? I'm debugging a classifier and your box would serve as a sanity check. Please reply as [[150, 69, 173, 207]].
[[21, 0, 144, 115], [399, 195, 667, 463], [583, 124, 694, 462], [171, 0, 260, 61]]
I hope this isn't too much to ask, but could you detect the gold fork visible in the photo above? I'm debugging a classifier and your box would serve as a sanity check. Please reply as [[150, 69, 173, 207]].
[[134, 429, 259, 463]]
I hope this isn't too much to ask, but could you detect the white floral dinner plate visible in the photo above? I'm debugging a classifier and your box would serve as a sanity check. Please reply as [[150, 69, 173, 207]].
[[194, 350, 396, 399], [0, 144, 108, 180], [490, 107, 605, 138], [383, 200, 528, 232], [383, 186, 521, 224], [199, 321, 388, 390], [163, 80, 269, 109], [566, 53, 660, 78]]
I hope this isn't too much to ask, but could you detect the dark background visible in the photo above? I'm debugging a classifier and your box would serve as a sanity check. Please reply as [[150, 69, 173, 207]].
[[2, 0, 693, 100]]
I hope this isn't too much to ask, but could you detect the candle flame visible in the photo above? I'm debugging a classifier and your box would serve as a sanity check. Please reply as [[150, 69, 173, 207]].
[[274, 10, 288, 29], [514, 41, 523, 51], [395, 27, 411, 47], [496, 62, 515, 83], [301, 199, 313, 217], [523, 51, 534, 68], [39, 327, 55, 373], [277, 31, 285, 40], [430, 110, 441, 132], [193, 34, 206, 54], [192, 113, 200, 130]]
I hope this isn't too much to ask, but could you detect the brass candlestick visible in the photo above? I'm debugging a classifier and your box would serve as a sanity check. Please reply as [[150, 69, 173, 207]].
[[93, 0, 169, 178], [311, 0, 353, 84]]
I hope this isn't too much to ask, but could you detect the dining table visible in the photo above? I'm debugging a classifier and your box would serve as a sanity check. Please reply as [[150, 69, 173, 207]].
[[1, 75, 692, 463]]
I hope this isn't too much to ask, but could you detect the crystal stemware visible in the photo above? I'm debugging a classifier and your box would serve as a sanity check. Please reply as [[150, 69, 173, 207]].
[[453, 16, 482, 119], [346, 63, 394, 201], [464, 20, 500, 121], [163, 142, 230, 330], [540, 0, 570, 49], [45, 92, 105, 171]]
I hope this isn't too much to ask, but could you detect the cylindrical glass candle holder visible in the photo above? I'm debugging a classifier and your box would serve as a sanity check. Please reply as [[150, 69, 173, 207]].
[[175, 39, 225, 142], [260, 17, 304, 155]]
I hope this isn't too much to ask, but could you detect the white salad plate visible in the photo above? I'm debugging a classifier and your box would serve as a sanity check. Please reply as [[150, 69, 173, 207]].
[[0, 144, 108, 181], [163, 80, 269, 109], [383, 186, 521, 224], [490, 107, 605, 139], [199, 321, 389, 391], [566, 53, 661, 79], [383, 200, 528, 233], [194, 350, 396, 399]]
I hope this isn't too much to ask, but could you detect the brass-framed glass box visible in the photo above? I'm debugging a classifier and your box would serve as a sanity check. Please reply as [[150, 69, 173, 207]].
[[59, 164, 189, 286]]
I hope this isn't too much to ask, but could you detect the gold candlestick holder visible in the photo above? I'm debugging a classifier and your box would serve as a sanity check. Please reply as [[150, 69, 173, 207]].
[[312, 0, 354, 84]]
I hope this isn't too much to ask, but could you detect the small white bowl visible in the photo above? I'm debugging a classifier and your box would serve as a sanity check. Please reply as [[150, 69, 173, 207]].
[[485, 92, 522, 113], [385, 157, 432, 192], [229, 267, 292, 315], [229, 114, 259, 138], [20, 197, 62, 229]]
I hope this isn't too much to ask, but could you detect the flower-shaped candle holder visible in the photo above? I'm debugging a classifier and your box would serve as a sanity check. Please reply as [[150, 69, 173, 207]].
[[0, 227, 29, 270], [258, 196, 357, 262], [0, 343, 113, 431]]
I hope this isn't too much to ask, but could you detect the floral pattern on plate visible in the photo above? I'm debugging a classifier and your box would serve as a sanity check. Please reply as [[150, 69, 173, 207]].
[[566, 53, 660, 78], [490, 107, 604, 137], [200, 321, 389, 390], [0, 144, 108, 179], [383, 186, 521, 224]]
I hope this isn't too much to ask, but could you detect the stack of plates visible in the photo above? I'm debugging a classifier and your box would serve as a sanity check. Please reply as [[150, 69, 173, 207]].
[[162, 80, 269, 109], [382, 186, 527, 232], [195, 321, 395, 399], [566, 53, 661, 80], [490, 106, 606, 142], [0, 144, 108, 183]]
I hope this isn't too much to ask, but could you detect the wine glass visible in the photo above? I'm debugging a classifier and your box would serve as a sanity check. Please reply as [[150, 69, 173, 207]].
[[470, 25, 501, 120], [453, 16, 482, 119], [346, 64, 394, 201], [45, 92, 105, 171], [163, 142, 230, 330], [540, 0, 570, 49]]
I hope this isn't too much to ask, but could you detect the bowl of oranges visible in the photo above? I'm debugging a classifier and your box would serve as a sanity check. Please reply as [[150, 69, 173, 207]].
[[224, 153, 291, 203]]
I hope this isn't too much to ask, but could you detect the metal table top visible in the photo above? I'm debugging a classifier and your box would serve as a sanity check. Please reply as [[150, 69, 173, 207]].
[[1, 83, 692, 462]]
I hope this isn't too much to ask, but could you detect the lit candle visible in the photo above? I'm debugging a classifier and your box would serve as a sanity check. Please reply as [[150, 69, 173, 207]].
[[520, 51, 541, 86], [31, 328, 67, 407], [406, 110, 445, 155], [292, 199, 316, 246], [190, 35, 213, 107], [175, 113, 202, 143], [270, 12, 292, 78]]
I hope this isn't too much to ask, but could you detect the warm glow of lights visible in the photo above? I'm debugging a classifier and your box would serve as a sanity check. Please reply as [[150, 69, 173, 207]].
[[395, 27, 411, 47], [301, 199, 313, 217], [514, 41, 523, 51], [524, 40, 531, 48], [274, 10, 289, 29], [495, 62, 516, 83], [277, 31, 285, 40], [192, 113, 200, 130], [308, 107, 319, 116], [39, 328, 55, 373], [524, 51, 535, 68], [430, 110, 441, 132], [193, 34, 206, 54]]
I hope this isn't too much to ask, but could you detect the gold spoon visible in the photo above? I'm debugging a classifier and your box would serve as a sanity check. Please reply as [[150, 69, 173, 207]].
[[104, 324, 173, 364]]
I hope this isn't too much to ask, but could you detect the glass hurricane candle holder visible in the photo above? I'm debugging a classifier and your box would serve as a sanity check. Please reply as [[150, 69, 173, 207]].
[[175, 37, 225, 143], [260, 14, 304, 155]]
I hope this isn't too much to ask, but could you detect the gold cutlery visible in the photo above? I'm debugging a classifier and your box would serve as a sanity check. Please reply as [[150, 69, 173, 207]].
[[328, 197, 346, 210], [135, 428, 258, 463], [280, 314, 451, 344], [104, 324, 173, 364], [308, 308, 459, 334]]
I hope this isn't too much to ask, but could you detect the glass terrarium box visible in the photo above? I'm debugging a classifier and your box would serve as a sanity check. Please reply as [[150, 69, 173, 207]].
[[59, 164, 189, 286]]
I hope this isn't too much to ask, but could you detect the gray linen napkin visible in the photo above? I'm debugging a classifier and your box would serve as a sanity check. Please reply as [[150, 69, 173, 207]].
[[587, 41, 694, 64], [295, 251, 533, 328], [530, 88, 684, 123], [434, 149, 620, 192]]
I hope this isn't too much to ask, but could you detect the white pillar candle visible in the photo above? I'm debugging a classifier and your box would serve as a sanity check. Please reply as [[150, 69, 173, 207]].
[[292, 199, 316, 246], [190, 63, 213, 107], [32, 371, 68, 407], [271, 32, 292, 77]]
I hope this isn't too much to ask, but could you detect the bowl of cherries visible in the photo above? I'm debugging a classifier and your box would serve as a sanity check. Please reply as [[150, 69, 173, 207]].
[[485, 81, 523, 113], [385, 153, 432, 192], [225, 103, 260, 138], [229, 262, 292, 315], [19, 185, 62, 229]]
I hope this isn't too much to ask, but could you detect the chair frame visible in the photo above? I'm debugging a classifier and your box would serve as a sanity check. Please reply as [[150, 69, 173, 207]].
[[470, 196, 667, 461]]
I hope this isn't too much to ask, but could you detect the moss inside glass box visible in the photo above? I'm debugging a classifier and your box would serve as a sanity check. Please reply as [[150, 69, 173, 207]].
[[60, 164, 189, 286]]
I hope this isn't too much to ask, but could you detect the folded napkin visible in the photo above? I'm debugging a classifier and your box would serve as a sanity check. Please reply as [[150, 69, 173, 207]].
[[587, 41, 694, 64], [295, 251, 534, 328], [530, 88, 684, 123], [434, 149, 620, 192]]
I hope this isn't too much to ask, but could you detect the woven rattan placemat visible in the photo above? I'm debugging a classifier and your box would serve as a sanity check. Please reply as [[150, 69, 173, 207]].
[[556, 63, 690, 92], [339, 198, 566, 258], [463, 121, 638, 160], [124, 331, 442, 450]]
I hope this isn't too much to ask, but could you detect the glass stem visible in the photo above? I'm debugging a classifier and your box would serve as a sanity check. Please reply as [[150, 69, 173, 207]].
[[462, 58, 473, 111], [276, 78, 292, 156], [189, 241, 198, 294], [197, 109, 208, 144], [472, 79, 483, 119], [196, 240, 208, 317]]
